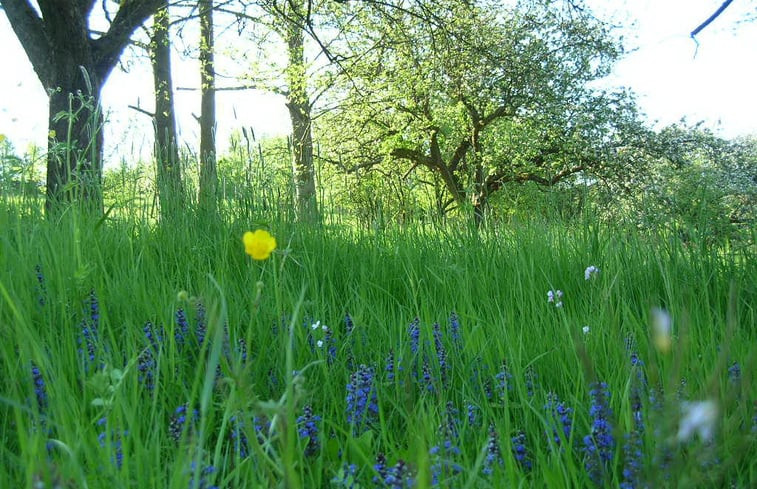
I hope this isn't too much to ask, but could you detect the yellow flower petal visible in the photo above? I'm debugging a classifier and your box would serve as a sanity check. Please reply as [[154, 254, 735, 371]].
[[0, 134, 6, 144], [243, 230, 277, 260]]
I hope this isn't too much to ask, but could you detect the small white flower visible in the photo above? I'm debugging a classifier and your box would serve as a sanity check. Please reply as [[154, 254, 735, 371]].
[[582, 326, 590, 334], [316, 340, 324, 348], [311, 321, 320, 330], [547, 289, 563, 302], [547, 289, 564, 307], [585, 265, 600, 280], [322, 324, 329, 331], [677, 400, 718, 443]]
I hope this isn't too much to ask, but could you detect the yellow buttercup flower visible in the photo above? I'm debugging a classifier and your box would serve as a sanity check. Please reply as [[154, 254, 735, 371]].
[[48, 130, 56, 139], [0, 134, 6, 144], [243, 230, 277, 261]]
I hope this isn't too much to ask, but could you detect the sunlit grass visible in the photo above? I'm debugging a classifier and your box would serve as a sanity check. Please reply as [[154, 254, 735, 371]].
[[0, 196, 754, 488]]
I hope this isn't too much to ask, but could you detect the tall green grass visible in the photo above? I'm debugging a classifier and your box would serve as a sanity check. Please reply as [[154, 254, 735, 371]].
[[0, 198, 754, 488]]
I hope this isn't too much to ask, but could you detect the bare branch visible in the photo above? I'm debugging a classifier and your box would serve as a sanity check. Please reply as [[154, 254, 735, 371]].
[[691, 0, 734, 38]]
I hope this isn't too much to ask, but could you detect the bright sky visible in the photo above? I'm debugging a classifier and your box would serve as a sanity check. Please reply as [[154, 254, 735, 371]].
[[0, 0, 755, 168]]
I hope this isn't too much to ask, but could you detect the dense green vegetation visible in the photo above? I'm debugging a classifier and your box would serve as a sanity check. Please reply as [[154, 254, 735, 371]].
[[0, 191, 754, 487], [1, 1, 755, 487]]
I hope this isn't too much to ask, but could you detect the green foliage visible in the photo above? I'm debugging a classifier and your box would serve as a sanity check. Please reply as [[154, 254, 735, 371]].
[[593, 124, 757, 245], [315, 0, 645, 220], [0, 138, 45, 198]]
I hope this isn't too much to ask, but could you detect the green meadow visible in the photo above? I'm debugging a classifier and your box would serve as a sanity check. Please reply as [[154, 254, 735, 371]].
[[0, 198, 755, 488]]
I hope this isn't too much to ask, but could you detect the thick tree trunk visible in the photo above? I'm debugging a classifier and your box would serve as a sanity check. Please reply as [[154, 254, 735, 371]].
[[285, 18, 317, 221], [151, 1, 183, 218], [198, 0, 217, 211], [0, 0, 164, 214]]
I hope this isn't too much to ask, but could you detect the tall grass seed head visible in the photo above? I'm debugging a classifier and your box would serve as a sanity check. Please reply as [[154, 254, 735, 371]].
[[651, 308, 672, 353], [243, 229, 277, 260]]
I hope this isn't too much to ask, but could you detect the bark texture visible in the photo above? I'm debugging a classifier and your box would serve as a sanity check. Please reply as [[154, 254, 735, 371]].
[[150, 0, 183, 217]]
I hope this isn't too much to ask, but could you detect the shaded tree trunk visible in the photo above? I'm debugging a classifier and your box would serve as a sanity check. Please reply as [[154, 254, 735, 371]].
[[1, 0, 163, 213], [198, 0, 217, 211], [285, 7, 317, 221], [150, 0, 183, 218]]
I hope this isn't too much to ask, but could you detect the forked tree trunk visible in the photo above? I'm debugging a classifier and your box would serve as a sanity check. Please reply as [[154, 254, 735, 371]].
[[150, 0, 183, 218], [0, 0, 163, 214], [198, 0, 217, 211]]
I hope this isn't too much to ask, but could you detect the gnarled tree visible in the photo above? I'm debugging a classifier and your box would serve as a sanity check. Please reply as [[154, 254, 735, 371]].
[[319, 0, 646, 223]]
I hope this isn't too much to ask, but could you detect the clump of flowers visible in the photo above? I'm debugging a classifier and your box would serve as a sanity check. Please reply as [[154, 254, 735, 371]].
[[296, 404, 322, 457], [482, 424, 503, 475], [448, 312, 462, 350], [377, 458, 414, 489], [511, 431, 532, 471], [30, 361, 48, 415], [332, 463, 359, 488], [621, 354, 646, 489], [175, 308, 190, 349], [188, 462, 218, 489], [97, 417, 125, 469], [385, 349, 396, 382], [547, 289, 564, 308], [430, 404, 463, 485], [545, 392, 573, 449], [79, 290, 101, 372], [309, 320, 336, 363], [345, 364, 379, 435], [494, 359, 513, 399], [408, 317, 420, 355], [585, 265, 600, 280], [583, 382, 615, 485], [243, 229, 277, 260], [169, 404, 199, 442]]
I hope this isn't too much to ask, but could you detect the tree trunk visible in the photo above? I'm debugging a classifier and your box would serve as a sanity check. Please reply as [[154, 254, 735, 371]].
[[198, 0, 217, 211], [285, 11, 317, 222], [0, 0, 164, 214], [150, 0, 183, 218]]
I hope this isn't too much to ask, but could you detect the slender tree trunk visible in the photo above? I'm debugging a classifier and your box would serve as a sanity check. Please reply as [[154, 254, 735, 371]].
[[150, 0, 183, 218], [285, 1, 317, 222], [198, 0, 217, 211]]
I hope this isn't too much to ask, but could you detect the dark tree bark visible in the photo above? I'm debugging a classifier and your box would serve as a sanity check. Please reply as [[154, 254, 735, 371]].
[[0, 0, 163, 213], [150, 0, 183, 218], [198, 0, 217, 211], [284, 1, 317, 222]]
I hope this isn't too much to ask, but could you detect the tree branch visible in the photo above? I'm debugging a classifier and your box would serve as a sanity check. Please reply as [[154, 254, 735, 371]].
[[92, 0, 164, 77], [691, 0, 734, 38], [0, 0, 53, 83]]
